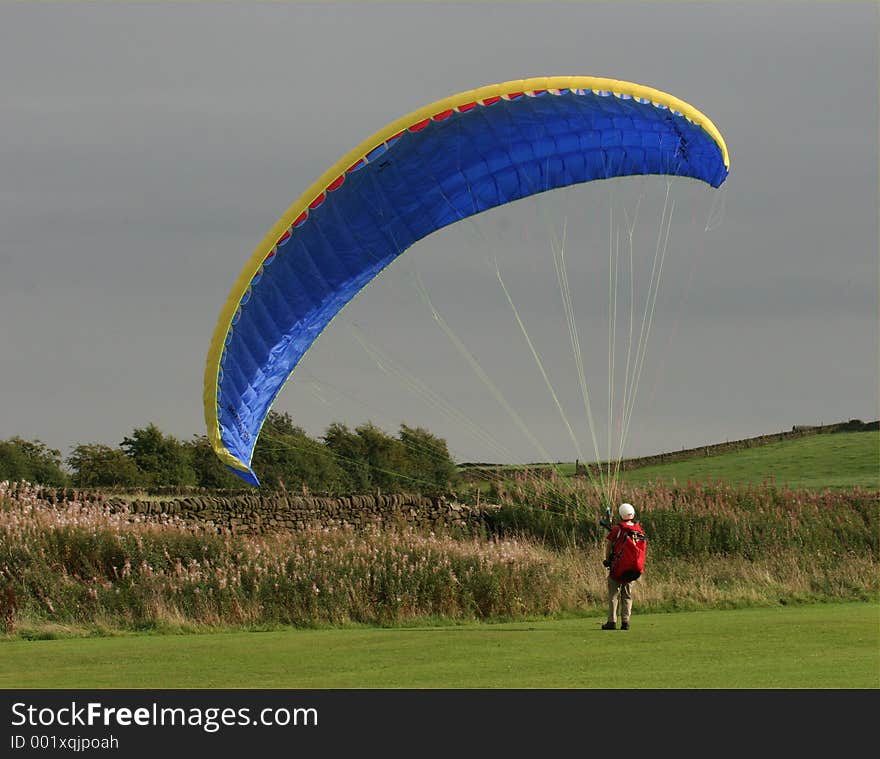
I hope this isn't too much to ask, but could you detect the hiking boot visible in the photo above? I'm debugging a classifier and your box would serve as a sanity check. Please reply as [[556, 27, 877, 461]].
[[620, 621, 629, 630], [601, 621, 616, 630]]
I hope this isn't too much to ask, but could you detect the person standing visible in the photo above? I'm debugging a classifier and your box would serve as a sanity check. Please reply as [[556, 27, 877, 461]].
[[601, 502, 642, 630]]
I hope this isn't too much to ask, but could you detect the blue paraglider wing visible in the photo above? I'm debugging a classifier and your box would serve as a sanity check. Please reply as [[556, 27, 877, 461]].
[[204, 76, 730, 485]]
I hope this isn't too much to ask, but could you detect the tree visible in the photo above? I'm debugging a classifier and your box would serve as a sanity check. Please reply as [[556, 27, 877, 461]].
[[66, 444, 143, 488], [186, 436, 245, 489], [251, 411, 346, 492], [0, 437, 68, 486], [323, 423, 371, 491], [120, 424, 197, 487], [355, 423, 409, 492], [398, 424, 459, 491]]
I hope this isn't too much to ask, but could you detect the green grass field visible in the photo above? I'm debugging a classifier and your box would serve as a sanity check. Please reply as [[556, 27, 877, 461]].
[[614, 431, 878, 490], [463, 430, 878, 492], [2, 603, 877, 689]]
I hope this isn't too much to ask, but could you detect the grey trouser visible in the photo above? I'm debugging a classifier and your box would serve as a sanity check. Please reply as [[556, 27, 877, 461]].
[[607, 575, 633, 623]]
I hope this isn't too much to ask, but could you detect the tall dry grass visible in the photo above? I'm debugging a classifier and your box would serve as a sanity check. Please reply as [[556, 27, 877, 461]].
[[1, 482, 574, 634], [485, 478, 878, 558], [1, 480, 876, 637]]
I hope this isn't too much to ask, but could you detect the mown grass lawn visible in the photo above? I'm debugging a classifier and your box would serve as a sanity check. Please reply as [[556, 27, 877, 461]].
[[2, 602, 876, 689]]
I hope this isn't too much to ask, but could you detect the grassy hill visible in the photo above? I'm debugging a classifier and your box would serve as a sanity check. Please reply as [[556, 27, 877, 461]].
[[461, 423, 879, 491], [617, 429, 878, 490]]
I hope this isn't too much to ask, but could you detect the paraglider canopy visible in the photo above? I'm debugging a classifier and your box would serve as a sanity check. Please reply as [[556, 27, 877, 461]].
[[204, 76, 729, 485]]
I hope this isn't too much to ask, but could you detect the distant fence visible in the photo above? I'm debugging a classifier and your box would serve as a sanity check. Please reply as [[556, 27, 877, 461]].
[[459, 466, 560, 483]]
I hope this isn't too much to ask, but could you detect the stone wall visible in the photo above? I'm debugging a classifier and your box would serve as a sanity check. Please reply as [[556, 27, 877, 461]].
[[110, 492, 493, 535]]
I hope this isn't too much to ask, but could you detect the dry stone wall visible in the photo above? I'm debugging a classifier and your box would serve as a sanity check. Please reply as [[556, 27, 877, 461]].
[[113, 492, 492, 535], [2, 484, 495, 535]]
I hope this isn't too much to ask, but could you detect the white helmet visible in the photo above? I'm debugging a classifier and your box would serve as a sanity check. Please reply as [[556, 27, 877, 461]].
[[619, 503, 635, 520]]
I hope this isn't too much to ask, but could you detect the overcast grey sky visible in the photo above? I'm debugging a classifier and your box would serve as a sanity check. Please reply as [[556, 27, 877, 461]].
[[1, 1, 877, 466]]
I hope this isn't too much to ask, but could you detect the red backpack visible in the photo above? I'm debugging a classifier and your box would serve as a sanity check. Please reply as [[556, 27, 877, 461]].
[[609, 522, 647, 583]]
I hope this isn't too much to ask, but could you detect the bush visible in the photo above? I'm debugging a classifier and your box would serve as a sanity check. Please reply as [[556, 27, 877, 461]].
[[0, 438, 68, 486]]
